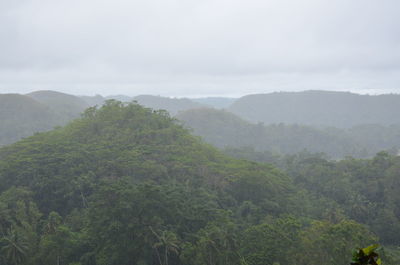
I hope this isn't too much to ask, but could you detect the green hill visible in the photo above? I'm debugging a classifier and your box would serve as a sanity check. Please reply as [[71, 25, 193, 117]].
[[229, 91, 400, 127], [0, 94, 58, 146], [27, 90, 89, 123], [177, 108, 400, 158], [0, 101, 291, 212], [0, 100, 386, 265], [0, 90, 93, 146], [0, 100, 305, 265], [176, 108, 252, 147]]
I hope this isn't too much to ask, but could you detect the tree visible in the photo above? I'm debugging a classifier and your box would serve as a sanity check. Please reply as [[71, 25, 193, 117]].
[[0, 229, 29, 265], [150, 228, 180, 265]]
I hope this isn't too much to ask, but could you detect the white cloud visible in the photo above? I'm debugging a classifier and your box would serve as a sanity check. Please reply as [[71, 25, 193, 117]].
[[0, 0, 400, 96]]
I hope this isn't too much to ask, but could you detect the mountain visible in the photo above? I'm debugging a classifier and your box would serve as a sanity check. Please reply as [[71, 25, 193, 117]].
[[176, 108, 255, 147], [0, 100, 395, 265], [0, 101, 300, 264], [190, 97, 237, 108], [229, 91, 400, 127], [177, 108, 400, 158], [0, 94, 59, 146], [176, 108, 362, 158], [0, 92, 208, 146], [0, 90, 93, 146], [0, 100, 292, 214], [133, 95, 205, 115], [27, 90, 89, 123]]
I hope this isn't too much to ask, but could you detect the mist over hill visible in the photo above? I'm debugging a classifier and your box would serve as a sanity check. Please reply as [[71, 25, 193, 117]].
[[80, 94, 208, 115], [177, 108, 400, 158], [4, 90, 400, 159], [0, 94, 59, 145], [0, 101, 302, 265], [1, 101, 400, 264], [27, 90, 89, 123], [0, 91, 90, 146], [229, 91, 400, 128]]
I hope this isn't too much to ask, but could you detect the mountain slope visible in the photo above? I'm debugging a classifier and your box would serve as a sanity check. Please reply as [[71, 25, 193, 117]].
[[0, 100, 388, 265], [0, 101, 292, 214], [0, 94, 59, 146], [229, 91, 400, 127], [177, 108, 367, 158], [0, 90, 93, 146], [27, 90, 89, 122]]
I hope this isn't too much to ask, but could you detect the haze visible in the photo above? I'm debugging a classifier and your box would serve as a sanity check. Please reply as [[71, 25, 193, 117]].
[[1, 0, 400, 97]]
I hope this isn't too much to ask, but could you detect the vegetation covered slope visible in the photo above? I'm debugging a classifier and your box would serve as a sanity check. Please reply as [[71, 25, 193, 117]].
[[27, 90, 89, 123], [177, 108, 400, 158], [0, 91, 92, 146], [281, 152, 400, 246], [223, 148, 400, 246], [229, 91, 400, 128], [0, 94, 58, 146], [0, 101, 387, 265]]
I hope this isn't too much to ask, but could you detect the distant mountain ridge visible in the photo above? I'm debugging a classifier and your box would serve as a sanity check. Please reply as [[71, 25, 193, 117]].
[[79, 94, 209, 115], [229, 90, 400, 127], [0, 93, 58, 145], [27, 90, 89, 123], [0, 91, 89, 146], [177, 107, 400, 158], [4, 89, 400, 153]]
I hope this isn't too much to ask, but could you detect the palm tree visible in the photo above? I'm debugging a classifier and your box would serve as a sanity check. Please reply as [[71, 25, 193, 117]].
[[0, 229, 29, 265], [44, 211, 62, 235], [161, 231, 179, 265], [150, 227, 180, 265]]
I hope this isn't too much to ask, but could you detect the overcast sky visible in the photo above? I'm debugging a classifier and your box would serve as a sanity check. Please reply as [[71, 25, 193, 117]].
[[1, 0, 400, 97]]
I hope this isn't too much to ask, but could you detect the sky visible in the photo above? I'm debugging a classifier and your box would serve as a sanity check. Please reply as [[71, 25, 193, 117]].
[[0, 0, 400, 97]]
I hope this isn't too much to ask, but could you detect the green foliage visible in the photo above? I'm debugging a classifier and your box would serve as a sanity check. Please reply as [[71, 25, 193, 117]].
[[0, 100, 398, 265], [293, 220, 377, 265], [351, 244, 382, 265], [0, 91, 89, 146], [240, 216, 301, 265], [178, 108, 400, 160]]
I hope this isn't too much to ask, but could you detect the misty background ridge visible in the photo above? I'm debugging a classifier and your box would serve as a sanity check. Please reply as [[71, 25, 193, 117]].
[[2, 89, 400, 159]]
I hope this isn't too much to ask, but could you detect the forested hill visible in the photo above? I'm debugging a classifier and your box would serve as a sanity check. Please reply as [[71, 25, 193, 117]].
[[0, 94, 58, 146], [1, 92, 209, 146], [27, 90, 89, 123], [229, 91, 400, 127], [0, 100, 390, 265], [0, 91, 90, 146], [177, 108, 400, 158], [80, 94, 209, 115]]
